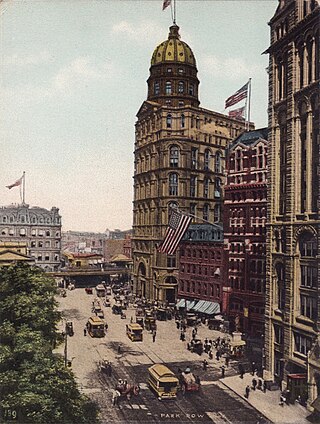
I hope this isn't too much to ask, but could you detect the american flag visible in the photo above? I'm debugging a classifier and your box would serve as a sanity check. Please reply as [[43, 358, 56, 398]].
[[225, 82, 249, 109], [158, 209, 191, 255], [6, 174, 23, 190], [162, 0, 172, 10], [228, 106, 245, 120]]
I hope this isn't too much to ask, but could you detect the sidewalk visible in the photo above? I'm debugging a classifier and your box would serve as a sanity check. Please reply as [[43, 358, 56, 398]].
[[218, 372, 311, 424]]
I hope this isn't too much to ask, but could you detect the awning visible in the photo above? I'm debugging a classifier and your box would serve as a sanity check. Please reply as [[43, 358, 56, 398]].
[[176, 299, 196, 310], [204, 302, 220, 315], [193, 300, 206, 312]]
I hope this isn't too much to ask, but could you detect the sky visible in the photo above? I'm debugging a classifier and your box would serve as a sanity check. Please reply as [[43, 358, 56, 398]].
[[0, 0, 277, 232]]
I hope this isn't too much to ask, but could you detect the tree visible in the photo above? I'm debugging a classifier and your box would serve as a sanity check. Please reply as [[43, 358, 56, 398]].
[[0, 263, 99, 423]]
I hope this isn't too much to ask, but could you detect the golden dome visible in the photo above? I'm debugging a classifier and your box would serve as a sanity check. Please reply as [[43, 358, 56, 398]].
[[151, 24, 196, 66]]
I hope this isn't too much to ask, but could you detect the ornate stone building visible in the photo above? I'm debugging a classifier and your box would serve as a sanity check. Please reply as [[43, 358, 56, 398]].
[[0, 204, 62, 271], [224, 129, 268, 338], [264, 0, 320, 405], [132, 24, 250, 303]]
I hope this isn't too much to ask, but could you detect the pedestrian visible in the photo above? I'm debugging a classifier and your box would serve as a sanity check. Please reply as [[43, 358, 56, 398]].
[[117, 345, 121, 354], [203, 359, 208, 371], [112, 389, 121, 407], [152, 331, 156, 343], [225, 356, 230, 367], [263, 380, 267, 393], [251, 361, 256, 376], [257, 379, 263, 390], [176, 320, 180, 330], [130, 316, 133, 323], [252, 378, 257, 390], [83, 328, 87, 336], [192, 329, 196, 339], [245, 385, 250, 399], [239, 364, 244, 379], [106, 363, 112, 377], [208, 350, 213, 360], [216, 350, 221, 361], [105, 323, 108, 331], [221, 365, 226, 378]]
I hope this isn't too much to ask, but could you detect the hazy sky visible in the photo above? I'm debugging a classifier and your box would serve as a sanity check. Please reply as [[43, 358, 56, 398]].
[[0, 0, 277, 232]]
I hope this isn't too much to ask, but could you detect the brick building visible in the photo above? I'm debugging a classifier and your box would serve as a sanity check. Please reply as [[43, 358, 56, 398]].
[[223, 128, 268, 337], [178, 223, 223, 312]]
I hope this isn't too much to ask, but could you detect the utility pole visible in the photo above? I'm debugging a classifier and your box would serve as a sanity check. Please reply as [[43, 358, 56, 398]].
[[64, 322, 68, 367]]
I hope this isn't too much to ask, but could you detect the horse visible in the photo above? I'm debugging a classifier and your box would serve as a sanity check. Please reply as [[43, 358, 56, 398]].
[[115, 382, 140, 400]]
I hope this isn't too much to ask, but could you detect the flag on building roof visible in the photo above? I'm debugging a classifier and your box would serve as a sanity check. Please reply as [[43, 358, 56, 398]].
[[158, 209, 192, 255], [6, 174, 23, 190], [163, 0, 172, 10], [228, 106, 245, 120], [225, 82, 249, 109]]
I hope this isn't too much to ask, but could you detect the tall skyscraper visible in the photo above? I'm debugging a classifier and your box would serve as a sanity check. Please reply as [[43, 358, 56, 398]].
[[264, 0, 319, 406], [132, 24, 249, 302]]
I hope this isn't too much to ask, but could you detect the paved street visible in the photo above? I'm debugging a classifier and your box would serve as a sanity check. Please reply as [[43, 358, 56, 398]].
[[55, 289, 270, 424]]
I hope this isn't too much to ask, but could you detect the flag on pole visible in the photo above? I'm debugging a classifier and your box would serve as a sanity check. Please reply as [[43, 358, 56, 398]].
[[158, 209, 192, 255], [228, 106, 245, 120], [225, 82, 249, 109], [162, 0, 172, 10], [6, 174, 24, 190]]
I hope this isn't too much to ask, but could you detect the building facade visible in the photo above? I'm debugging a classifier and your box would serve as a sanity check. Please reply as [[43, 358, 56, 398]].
[[0, 204, 62, 271], [264, 0, 320, 405], [132, 24, 250, 303], [223, 129, 268, 338], [178, 223, 223, 308]]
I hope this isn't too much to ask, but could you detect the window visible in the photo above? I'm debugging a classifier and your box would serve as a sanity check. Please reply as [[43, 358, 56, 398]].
[[166, 114, 172, 128], [294, 333, 312, 356], [180, 114, 185, 128], [300, 295, 317, 319], [189, 83, 194, 95], [300, 235, 317, 257], [203, 204, 209, 221], [301, 266, 318, 288], [203, 178, 209, 198], [191, 148, 198, 169], [170, 146, 179, 168], [190, 203, 196, 217], [215, 152, 222, 173], [274, 325, 284, 344], [214, 178, 221, 198], [154, 81, 160, 95], [167, 256, 176, 268], [190, 176, 196, 197], [178, 81, 184, 93], [214, 204, 220, 222], [169, 173, 178, 196], [204, 149, 210, 170], [275, 263, 285, 310], [165, 81, 172, 94]]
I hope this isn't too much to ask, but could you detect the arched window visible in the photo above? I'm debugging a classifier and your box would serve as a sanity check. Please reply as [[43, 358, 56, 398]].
[[166, 114, 172, 128], [204, 149, 210, 170], [214, 178, 221, 198], [311, 95, 319, 211], [203, 204, 209, 221], [214, 204, 220, 222], [189, 83, 194, 95], [299, 102, 307, 212], [165, 81, 172, 95], [278, 111, 287, 215], [215, 152, 222, 173], [169, 146, 179, 168], [306, 37, 313, 84], [154, 81, 160, 95], [169, 173, 178, 196], [178, 81, 184, 94], [196, 116, 200, 129], [203, 178, 209, 198], [180, 114, 185, 128]]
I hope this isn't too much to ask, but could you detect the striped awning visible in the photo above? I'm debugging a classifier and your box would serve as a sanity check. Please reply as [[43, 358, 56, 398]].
[[176, 299, 196, 310], [194, 300, 220, 315]]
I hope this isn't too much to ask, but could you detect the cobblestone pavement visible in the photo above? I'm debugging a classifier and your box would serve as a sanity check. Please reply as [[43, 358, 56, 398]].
[[55, 288, 271, 424]]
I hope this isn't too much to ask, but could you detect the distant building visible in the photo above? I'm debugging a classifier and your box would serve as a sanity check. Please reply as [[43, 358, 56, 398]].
[[178, 223, 223, 312], [0, 204, 61, 271], [62, 230, 106, 255], [123, 233, 132, 259], [0, 241, 35, 267], [223, 128, 268, 338], [62, 252, 104, 269], [264, 0, 320, 406]]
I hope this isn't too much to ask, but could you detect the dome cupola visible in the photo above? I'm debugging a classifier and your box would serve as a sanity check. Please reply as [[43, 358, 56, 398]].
[[147, 24, 200, 108]]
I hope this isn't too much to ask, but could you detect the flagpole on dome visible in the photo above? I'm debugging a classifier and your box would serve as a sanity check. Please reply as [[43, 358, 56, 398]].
[[173, 0, 176, 24], [22, 171, 26, 205]]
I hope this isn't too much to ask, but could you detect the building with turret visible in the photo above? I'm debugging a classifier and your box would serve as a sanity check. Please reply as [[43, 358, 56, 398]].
[[264, 0, 319, 408], [132, 23, 251, 303]]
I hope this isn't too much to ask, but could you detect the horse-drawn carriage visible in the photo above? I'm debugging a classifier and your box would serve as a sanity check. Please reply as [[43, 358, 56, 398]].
[[187, 338, 203, 355], [115, 380, 140, 400], [178, 368, 200, 394]]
